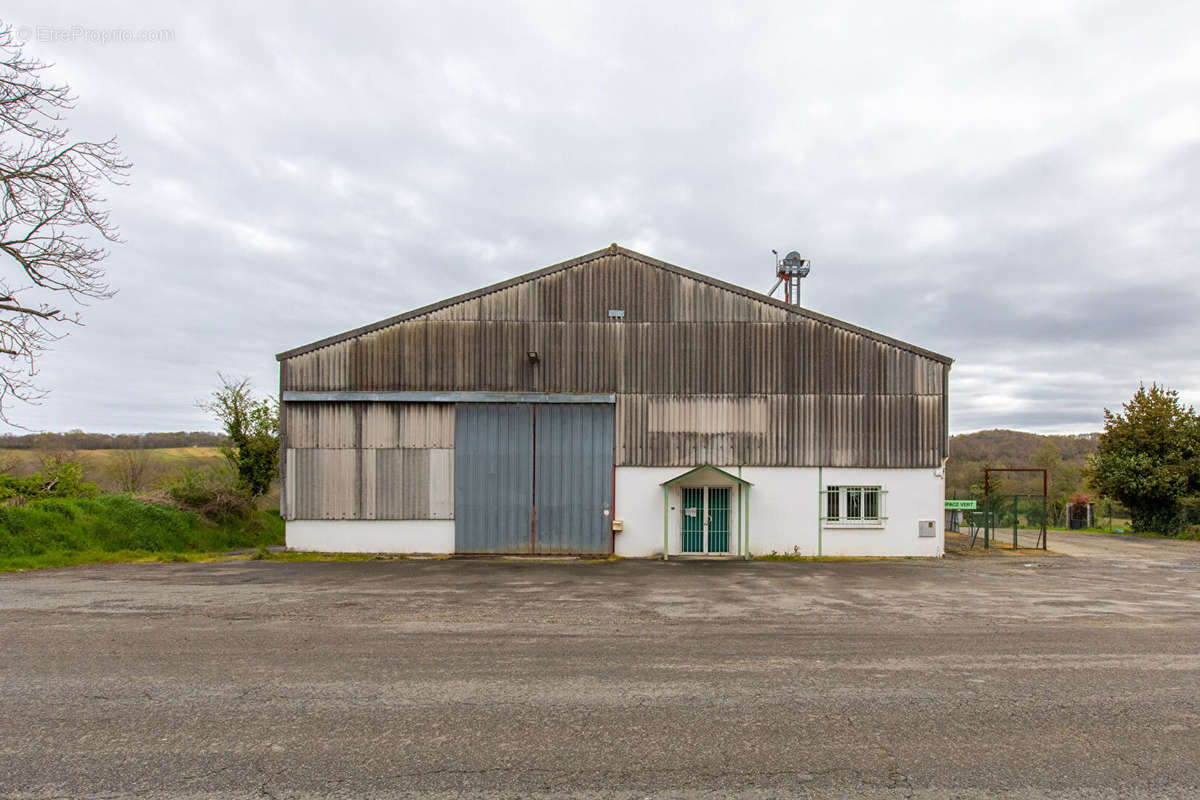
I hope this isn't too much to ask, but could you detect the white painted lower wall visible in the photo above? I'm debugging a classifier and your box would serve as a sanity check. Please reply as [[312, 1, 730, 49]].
[[286, 520, 455, 554], [613, 466, 944, 558], [286, 466, 944, 558]]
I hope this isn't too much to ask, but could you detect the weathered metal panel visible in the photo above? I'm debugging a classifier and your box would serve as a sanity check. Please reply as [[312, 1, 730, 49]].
[[287, 444, 454, 521], [286, 391, 614, 405], [281, 315, 943, 397], [289, 448, 357, 520], [613, 392, 946, 468], [359, 447, 376, 520], [279, 251, 950, 469], [283, 403, 356, 448], [362, 403, 454, 449], [533, 404, 614, 555], [453, 404, 534, 553], [428, 448, 454, 519], [284, 402, 454, 450], [375, 449, 430, 519]]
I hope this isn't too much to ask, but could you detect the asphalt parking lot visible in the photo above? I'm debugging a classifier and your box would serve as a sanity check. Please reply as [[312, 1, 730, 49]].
[[1, 536, 1198, 798]]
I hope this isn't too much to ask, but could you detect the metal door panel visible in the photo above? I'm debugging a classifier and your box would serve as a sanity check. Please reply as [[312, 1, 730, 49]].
[[681, 487, 704, 553], [708, 487, 730, 553], [533, 404, 614, 554], [454, 404, 533, 553]]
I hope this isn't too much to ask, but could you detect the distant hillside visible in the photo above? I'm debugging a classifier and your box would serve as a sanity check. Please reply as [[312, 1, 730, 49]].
[[0, 431, 229, 450], [951, 429, 1099, 465], [947, 429, 1099, 500]]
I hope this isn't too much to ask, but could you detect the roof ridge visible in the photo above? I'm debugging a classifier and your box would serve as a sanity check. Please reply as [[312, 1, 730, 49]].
[[610, 246, 952, 364], [276, 244, 952, 365]]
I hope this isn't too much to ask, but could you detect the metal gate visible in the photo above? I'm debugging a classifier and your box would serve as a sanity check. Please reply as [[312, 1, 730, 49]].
[[708, 488, 730, 553], [680, 486, 731, 554], [682, 487, 705, 552], [454, 403, 613, 554]]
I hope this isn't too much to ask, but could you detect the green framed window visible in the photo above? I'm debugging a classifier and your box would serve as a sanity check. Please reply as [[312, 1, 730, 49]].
[[822, 485, 886, 526]]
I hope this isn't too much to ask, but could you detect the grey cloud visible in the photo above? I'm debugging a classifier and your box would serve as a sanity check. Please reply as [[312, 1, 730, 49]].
[[4, 1, 1199, 433]]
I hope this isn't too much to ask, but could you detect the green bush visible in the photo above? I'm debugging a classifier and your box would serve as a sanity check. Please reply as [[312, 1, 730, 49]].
[[165, 465, 255, 520], [1086, 384, 1200, 534], [0, 458, 98, 502], [0, 494, 283, 562], [1167, 496, 1200, 538]]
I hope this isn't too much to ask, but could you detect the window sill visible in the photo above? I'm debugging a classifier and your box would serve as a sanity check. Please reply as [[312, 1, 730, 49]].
[[823, 521, 886, 530]]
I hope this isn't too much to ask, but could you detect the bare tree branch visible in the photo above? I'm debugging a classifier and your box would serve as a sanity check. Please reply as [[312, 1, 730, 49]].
[[0, 23, 129, 424]]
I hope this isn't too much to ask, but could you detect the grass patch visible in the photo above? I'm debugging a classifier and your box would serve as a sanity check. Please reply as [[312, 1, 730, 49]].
[[1057, 527, 1169, 538], [0, 548, 245, 572], [0, 494, 283, 572], [1044, 526, 1200, 540]]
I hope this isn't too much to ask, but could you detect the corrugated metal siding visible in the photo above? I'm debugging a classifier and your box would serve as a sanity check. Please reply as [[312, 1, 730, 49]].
[[615, 394, 944, 468], [286, 447, 453, 521], [427, 448, 454, 519], [288, 449, 358, 520], [279, 253, 949, 469], [284, 320, 945, 396], [533, 404, 614, 555], [417, 254, 793, 324], [376, 449, 429, 519], [453, 404, 534, 553], [285, 402, 452, 449], [282, 402, 456, 521]]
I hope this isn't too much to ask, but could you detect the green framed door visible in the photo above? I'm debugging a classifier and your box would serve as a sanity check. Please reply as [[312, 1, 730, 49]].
[[707, 487, 730, 553], [681, 487, 704, 552], [680, 486, 731, 554]]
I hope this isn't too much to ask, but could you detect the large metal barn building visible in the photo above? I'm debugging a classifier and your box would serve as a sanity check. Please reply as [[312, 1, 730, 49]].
[[277, 244, 952, 558]]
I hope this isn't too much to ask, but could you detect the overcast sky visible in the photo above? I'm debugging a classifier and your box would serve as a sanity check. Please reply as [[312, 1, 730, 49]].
[[4, 1, 1198, 435]]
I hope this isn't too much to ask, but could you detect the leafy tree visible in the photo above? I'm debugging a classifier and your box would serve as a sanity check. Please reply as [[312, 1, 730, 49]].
[[200, 375, 278, 497], [0, 26, 129, 419], [1086, 384, 1200, 533], [1032, 441, 1081, 525]]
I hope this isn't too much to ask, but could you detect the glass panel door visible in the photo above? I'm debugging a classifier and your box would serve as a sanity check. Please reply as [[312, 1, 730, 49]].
[[681, 487, 704, 553], [707, 487, 730, 553]]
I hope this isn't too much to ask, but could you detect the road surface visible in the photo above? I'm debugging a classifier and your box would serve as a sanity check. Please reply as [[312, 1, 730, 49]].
[[1, 542, 1198, 798]]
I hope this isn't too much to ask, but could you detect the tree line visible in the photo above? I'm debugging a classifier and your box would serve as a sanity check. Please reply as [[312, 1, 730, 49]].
[[0, 431, 230, 450]]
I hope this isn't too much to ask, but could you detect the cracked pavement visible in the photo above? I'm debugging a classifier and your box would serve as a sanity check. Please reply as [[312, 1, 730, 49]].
[[1, 537, 1198, 798]]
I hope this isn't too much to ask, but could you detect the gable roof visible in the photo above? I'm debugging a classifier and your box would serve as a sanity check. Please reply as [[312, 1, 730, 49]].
[[276, 244, 953, 365], [660, 464, 753, 487]]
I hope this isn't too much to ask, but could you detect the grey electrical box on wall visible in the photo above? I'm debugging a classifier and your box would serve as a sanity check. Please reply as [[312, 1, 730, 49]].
[[918, 520, 936, 538]]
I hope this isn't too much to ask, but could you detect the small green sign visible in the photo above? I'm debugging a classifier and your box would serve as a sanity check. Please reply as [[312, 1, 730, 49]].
[[945, 499, 977, 510]]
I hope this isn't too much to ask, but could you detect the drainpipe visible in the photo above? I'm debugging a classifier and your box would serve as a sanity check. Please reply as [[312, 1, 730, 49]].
[[817, 466, 823, 557]]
